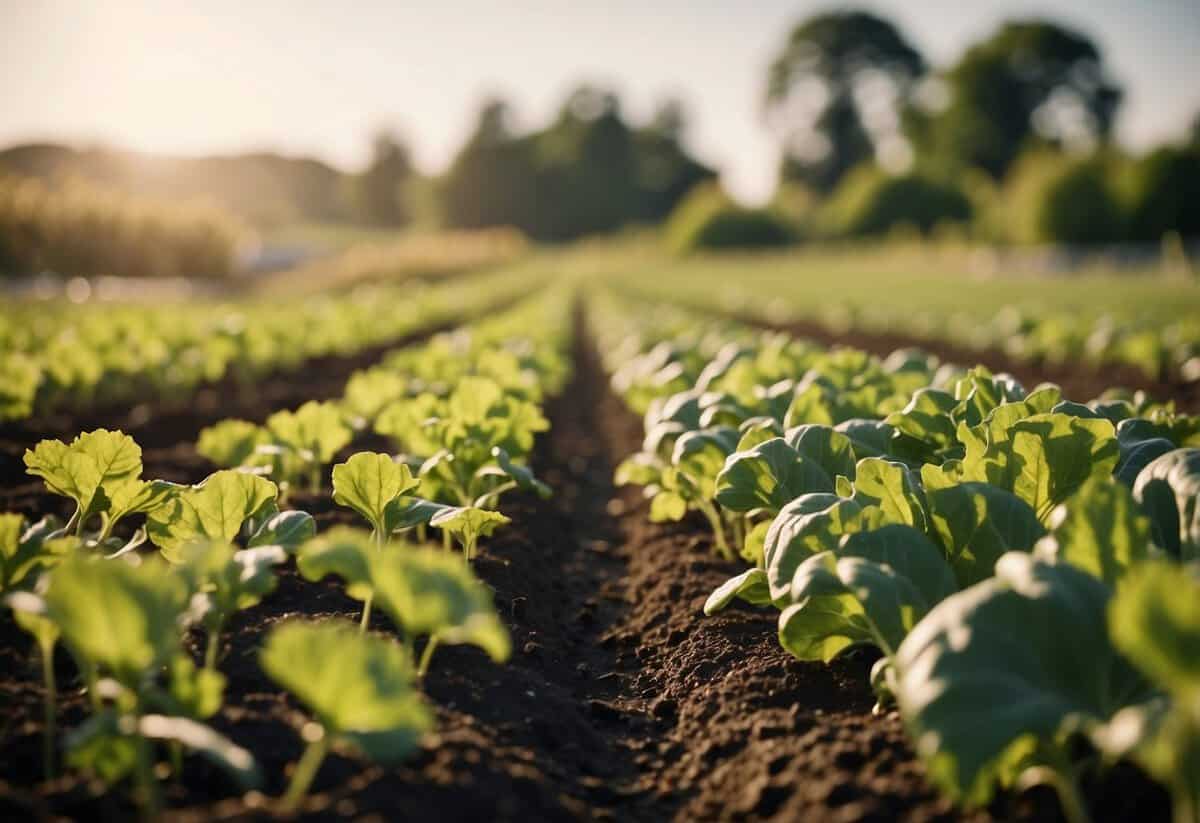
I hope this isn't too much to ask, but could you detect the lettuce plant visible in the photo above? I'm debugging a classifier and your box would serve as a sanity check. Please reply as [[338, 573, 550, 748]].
[[263, 401, 355, 493], [260, 620, 432, 812]]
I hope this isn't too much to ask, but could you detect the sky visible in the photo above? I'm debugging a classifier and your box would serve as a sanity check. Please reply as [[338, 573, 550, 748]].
[[1, 0, 1198, 204]]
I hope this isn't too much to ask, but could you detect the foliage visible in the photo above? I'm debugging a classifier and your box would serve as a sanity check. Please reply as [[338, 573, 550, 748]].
[[766, 10, 926, 193]]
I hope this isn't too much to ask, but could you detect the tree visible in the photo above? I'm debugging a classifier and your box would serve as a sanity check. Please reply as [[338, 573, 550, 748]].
[[917, 20, 1122, 179], [440, 88, 714, 241], [352, 131, 413, 227], [766, 10, 926, 194]]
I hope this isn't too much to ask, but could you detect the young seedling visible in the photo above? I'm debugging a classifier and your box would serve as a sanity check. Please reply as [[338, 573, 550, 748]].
[[23, 430, 177, 546], [180, 541, 290, 669], [42, 554, 257, 816], [370, 546, 511, 677], [146, 470, 281, 562], [264, 401, 354, 494], [260, 620, 431, 813], [428, 506, 511, 562]]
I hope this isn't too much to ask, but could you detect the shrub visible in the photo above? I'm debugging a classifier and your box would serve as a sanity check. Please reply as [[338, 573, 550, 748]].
[[1122, 146, 1200, 243], [665, 183, 796, 253], [1001, 151, 1125, 245], [818, 166, 973, 238]]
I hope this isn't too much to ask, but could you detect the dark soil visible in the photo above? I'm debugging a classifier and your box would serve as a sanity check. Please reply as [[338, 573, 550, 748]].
[[0, 303, 1174, 822]]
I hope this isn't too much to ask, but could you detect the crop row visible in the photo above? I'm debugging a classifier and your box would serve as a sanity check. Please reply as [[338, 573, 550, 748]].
[[0, 261, 550, 422], [1, 289, 572, 815], [589, 289, 1200, 823], [607, 259, 1200, 382]]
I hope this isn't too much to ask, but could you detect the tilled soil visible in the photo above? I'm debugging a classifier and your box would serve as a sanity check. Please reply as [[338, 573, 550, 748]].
[[0, 303, 1173, 822]]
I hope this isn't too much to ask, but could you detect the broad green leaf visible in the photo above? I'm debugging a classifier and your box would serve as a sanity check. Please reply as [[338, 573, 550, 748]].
[[295, 528, 376, 601], [0, 513, 70, 593], [957, 412, 1118, 522], [1034, 478, 1151, 585], [44, 554, 187, 687], [837, 524, 959, 606], [704, 568, 772, 615], [266, 400, 353, 465], [429, 506, 510, 544], [196, 420, 267, 468], [182, 542, 284, 631], [384, 496, 453, 533], [921, 475, 1045, 587], [715, 438, 836, 514], [850, 458, 926, 529], [147, 470, 278, 560], [8, 590, 61, 651], [167, 655, 227, 719], [1133, 448, 1200, 561], [649, 491, 688, 522], [785, 424, 858, 478], [332, 452, 419, 533], [614, 452, 663, 487], [370, 548, 511, 662], [885, 388, 958, 451], [1109, 561, 1200, 699], [764, 493, 886, 600], [260, 620, 431, 761], [894, 553, 1152, 806], [781, 553, 932, 661], [247, 509, 315, 551], [834, 419, 895, 459]]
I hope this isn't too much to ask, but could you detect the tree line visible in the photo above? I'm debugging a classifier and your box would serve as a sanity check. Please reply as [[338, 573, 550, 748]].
[[2, 10, 1197, 252]]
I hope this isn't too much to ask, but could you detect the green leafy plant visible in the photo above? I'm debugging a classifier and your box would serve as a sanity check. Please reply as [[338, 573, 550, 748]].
[[146, 470, 283, 561], [0, 513, 72, 593], [263, 401, 354, 493], [180, 541, 290, 669], [259, 620, 432, 813], [1133, 447, 1200, 562], [39, 554, 257, 815], [893, 553, 1153, 818], [296, 528, 511, 669], [1105, 562, 1200, 823], [24, 430, 177, 546]]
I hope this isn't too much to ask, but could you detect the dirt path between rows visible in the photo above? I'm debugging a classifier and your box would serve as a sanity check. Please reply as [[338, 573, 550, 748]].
[[0, 301, 1170, 821]]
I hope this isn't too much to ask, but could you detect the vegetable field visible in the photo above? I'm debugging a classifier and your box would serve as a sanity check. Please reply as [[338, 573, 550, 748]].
[[1, 253, 1198, 822]]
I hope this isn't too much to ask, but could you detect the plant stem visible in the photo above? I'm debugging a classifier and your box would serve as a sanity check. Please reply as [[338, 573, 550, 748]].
[[1019, 764, 1091, 823], [40, 640, 56, 781], [416, 635, 439, 679], [204, 631, 221, 671], [133, 725, 160, 821], [697, 500, 733, 560], [442, 529, 452, 552], [308, 464, 321, 495], [281, 732, 329, 814], [359, 595, 374, 632]]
